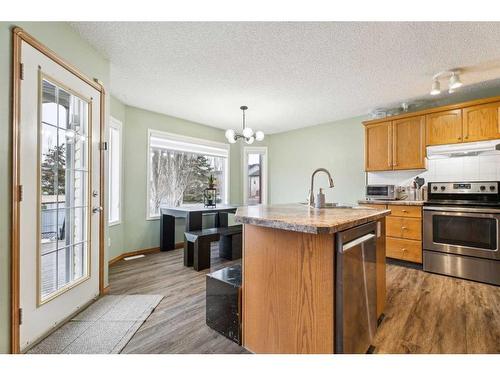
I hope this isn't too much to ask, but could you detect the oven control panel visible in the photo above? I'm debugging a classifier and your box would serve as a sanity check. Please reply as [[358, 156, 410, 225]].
[[429, 181, 499, 194]]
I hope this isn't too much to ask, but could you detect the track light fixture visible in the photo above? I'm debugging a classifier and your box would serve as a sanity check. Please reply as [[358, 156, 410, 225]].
[[430, 70, 463, 96], [449, 72, 463, 90], [430, 80, 441, 96]]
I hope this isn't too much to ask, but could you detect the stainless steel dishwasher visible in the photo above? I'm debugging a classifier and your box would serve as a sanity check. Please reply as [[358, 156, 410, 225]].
[[335, 221, 378, 354]]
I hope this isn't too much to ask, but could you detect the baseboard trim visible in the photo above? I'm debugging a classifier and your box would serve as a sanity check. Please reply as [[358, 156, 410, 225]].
[[108, 242, 184, 266]]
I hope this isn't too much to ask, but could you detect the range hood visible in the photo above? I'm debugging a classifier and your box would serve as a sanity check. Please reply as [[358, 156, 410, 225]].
[[427, 140, 500, 159]]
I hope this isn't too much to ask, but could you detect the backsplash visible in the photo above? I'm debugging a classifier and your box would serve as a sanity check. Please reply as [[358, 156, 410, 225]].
[[367, 154, 500, 187]]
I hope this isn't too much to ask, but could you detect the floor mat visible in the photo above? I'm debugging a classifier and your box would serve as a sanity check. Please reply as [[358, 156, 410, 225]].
[[28, 294, 163, 354]]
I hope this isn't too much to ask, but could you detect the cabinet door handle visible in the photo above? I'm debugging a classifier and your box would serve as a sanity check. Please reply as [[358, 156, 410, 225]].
[[402, 209, 408, 213], [402, 248, 407, 252], [497, 107, 500, 133], [388, 123, 393, 168], [392, 123, 397, 168], [465, 117, 469, 139], [401, 226, 407, 230]]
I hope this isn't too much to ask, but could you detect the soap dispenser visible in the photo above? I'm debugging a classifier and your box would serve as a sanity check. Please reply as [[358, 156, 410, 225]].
[[315, 188, 326, 208]]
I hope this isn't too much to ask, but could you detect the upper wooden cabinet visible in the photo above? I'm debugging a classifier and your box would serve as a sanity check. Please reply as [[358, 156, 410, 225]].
[[363, 96, 500, 171], [365, 121, 392, 171], [463, 101, 500, 142], [364, 117, 425, 172], [392, 116, 426, 170], [426, 109, 463, 146]]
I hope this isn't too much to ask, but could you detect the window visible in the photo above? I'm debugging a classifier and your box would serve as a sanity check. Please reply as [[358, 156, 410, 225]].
[[108, 117, 122, 225], [40, 77, 90, 301], [243, 147, 267, 205], [147, 129, 230, 219]]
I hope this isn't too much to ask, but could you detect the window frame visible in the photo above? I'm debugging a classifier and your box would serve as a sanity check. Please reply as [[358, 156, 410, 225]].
[[146, 129, 230, 220], [108, 116, 123, 226], [243, 146, 268, 205]]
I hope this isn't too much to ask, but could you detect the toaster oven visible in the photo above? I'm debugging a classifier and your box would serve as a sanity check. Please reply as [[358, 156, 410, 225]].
[[365, 184, 397, 200]]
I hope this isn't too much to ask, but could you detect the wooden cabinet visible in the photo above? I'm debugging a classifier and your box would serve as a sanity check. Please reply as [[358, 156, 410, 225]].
[[386, 237, 422, 263], [364, 96, 500, 171], [361, 203, 423, 264], [426, 109, 463, 146], [463, 101, 500, 142], [365, 121, 392, 171], [386, 204, 421, 218], [392, 116, 426, 170], [386, 216, 422, 240], [364, 117, 425, 171], [385, 204, 422, 264]]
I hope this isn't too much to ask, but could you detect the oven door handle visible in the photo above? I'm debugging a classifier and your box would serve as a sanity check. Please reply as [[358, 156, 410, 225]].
[[424, 206, 500, 215]]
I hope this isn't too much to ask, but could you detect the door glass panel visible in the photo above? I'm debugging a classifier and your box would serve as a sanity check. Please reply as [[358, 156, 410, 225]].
[[40, 208, 58, 254], [246, 153, 262, 205], [41, 80, 57, 126], [41, 252, 57, 297], [432, 215, 497, 250], [39, 77, 90, 302], [73, 243, 86, 280]]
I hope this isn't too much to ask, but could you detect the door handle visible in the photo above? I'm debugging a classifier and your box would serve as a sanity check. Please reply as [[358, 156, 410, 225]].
[[342, 233, 376, 252], [92, 206, 103, 214]]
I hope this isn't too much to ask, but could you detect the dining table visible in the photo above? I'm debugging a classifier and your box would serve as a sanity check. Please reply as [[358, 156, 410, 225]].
[[159, 204, 238, 252]]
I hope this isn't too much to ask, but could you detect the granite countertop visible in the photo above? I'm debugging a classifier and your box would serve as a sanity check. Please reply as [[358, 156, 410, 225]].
[[235, 204, 390, 234], [358, 199, 425, 206]]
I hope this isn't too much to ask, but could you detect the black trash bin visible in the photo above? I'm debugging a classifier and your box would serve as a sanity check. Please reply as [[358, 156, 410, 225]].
[[206, 264, 242, 345]]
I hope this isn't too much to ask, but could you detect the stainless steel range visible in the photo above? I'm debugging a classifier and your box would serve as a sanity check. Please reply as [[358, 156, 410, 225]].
[[423, 181, 500, 286]]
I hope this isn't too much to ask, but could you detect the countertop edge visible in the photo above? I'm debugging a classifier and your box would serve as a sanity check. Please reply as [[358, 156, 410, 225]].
[[358, 199, 424, 206], [235, 209, 391, 234]]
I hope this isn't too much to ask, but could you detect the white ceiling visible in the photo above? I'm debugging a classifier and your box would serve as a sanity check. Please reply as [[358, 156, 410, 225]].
[[70, 22, 500, 134]]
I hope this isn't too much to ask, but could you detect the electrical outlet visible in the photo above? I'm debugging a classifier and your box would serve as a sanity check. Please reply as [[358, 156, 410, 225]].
[[108, 237, 111, 247]]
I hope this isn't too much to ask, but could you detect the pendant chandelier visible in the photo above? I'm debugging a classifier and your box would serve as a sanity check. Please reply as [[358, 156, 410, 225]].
[[225, 106, 264, 144]]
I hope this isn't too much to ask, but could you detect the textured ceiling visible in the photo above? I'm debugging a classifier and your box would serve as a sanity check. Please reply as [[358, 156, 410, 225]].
[[70, 22, 500, 133]]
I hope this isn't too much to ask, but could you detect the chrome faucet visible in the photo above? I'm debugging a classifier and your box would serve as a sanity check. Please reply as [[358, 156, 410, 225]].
[[309, 168, 335, 207]]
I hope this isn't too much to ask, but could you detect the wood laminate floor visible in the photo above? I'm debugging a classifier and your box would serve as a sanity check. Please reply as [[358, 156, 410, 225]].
[[109, 248, 500, 354]]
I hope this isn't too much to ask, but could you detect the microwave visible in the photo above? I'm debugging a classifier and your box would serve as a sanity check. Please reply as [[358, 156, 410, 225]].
[[365, 184, 397, 200]]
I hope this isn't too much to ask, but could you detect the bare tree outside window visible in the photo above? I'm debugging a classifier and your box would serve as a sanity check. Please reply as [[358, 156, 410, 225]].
[[149, 148, 227, 216]]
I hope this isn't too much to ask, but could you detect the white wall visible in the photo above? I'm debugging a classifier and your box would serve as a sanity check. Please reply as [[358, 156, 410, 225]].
[[368, 153, 500, 187]]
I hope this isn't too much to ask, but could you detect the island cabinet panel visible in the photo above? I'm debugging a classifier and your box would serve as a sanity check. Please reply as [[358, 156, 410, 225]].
[[462, 101, 500, 142], [365, 121, 392, 171], [392, 115, 426, 170], [242, 224, 334, 354], [425, 109, 463, 146]]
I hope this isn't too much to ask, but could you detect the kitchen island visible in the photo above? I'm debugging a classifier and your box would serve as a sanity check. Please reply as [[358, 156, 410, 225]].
[[235, 204, 391, 354]]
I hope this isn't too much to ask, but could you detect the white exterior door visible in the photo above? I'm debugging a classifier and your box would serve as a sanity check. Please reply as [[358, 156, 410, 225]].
[[18, 40, 102, 351]]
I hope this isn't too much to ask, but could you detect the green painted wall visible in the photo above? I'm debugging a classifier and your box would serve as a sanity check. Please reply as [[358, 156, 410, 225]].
[[267, 116, 368, 206], [0, 22, 110, 353], [108, 96, 126, 261], [109, 102, 243, 255]]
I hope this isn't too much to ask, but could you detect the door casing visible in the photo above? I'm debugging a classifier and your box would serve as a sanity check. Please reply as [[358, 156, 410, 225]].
[[10, 26, 106, 354]]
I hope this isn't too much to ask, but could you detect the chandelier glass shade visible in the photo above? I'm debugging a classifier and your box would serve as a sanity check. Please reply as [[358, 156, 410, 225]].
[[225, 106, 265, 144]]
